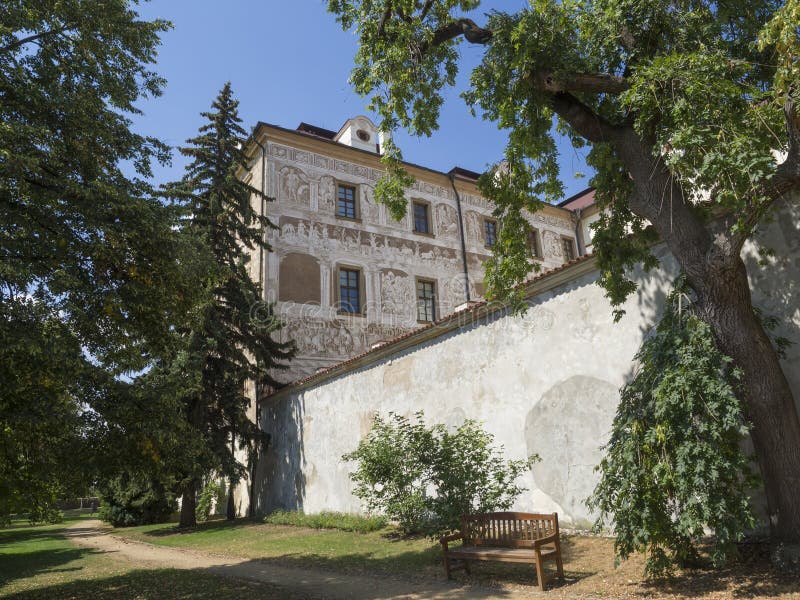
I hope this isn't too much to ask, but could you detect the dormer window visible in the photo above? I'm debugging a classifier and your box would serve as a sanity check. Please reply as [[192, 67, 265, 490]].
[[333, 116, 385, 153]]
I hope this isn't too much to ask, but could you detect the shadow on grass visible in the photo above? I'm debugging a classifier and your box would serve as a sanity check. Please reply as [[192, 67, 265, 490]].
[[133, 517, 262, 537], [0, 528, 104, 588], [0, 547, 95, 586], [2, 568, 296, 600]]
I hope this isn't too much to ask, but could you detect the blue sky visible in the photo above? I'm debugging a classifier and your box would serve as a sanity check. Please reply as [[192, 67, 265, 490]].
[[134, 1, 592, 198]]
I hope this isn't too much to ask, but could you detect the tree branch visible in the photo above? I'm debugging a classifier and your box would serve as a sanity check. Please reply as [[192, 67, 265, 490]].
[[549, 92, 623, 144], [425, 18, 492, 49], [378, 4, 393, 36], [419, 0, 434, 21], [534, 71, 630, 95], [0, 27, 69, 53]]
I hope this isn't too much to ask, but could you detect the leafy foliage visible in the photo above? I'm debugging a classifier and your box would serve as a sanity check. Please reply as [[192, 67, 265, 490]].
[[166, 83, 295, 526], [343, 412, 536, 537], [263, 510, 389, 533], [0, 0, 203, 524], [588, 285, 757, 576], [195, 479, 223, 523], [99, 473, 177, 528], [328, 0, 797, 308]]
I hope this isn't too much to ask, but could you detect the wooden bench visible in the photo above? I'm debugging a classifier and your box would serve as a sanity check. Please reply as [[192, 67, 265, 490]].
[[439, 511, 564, 591]]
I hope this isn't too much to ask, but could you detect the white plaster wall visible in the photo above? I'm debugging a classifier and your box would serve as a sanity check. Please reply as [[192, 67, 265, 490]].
[[255, 195, 800, 527]]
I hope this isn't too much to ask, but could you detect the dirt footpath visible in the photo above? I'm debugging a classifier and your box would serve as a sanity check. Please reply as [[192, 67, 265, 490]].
[[67, 520, 538, 600]]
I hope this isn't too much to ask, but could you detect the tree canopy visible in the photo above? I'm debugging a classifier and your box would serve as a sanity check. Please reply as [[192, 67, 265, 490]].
[[0, 0, 200, 521], [328, 0, 800, 547]]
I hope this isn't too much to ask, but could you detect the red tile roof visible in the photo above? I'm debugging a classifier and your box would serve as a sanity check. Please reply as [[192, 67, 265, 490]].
[[296, 122, 337, 140], [558, 188, 596, 211]]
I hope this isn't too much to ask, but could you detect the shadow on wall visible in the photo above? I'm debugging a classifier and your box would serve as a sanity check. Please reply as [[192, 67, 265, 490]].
[[745, 197, 800, 412], [252, 395, 307, 515]]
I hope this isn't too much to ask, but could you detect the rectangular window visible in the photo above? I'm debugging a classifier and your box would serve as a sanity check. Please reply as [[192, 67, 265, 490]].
[[484, 219, 498, 247], [337, 184, 357, 219], [562, 237, 576, 262], [417, 279, 436, 322], [528, 228, 542, 259], [413, 201, 430, 234], [339, 268, 361, 313]]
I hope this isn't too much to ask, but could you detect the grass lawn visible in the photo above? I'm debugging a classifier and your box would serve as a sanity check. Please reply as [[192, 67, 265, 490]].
[[0, 510, 300, 599], [115, 518, 800, 598], [118, 516, 444, 578]]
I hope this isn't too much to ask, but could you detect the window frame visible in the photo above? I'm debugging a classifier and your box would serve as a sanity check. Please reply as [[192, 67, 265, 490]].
[[561, 236, 577, 262], [415, 277, 437, 323], [336, 182, 359, 221], [483, 218, 498, 248], [528, 227, 543, 260], [412, 200, 433, 236], [336, 265, 365, 316]]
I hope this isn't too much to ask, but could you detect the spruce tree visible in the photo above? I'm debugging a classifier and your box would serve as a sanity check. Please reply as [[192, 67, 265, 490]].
[[170, 83, 294, 527]]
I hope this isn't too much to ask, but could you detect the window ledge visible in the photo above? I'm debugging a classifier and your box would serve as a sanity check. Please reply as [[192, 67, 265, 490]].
[[335, 215, 362, 223], [337, 311, 366, 318]]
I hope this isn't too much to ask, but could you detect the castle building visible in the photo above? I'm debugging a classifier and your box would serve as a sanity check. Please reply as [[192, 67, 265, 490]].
[[242, 115, 594, 383]]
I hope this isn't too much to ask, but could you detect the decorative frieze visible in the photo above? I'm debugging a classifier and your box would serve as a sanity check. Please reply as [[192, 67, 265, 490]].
[[272, 215, 465, 274], [281, 318, 412, 358]]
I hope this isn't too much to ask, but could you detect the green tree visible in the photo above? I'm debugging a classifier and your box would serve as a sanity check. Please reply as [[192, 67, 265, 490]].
[[588, 284, 758, 575], [1, 1, 199, 522], [98, 472, 177, 527], [328, 0, 800, 543], [169, 83, 294, 528]]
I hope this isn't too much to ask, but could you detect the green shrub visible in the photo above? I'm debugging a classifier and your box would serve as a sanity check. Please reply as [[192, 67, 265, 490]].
[[99, 474, 176, 527], [196, 479, 222, 523], [588, 286, 757, 576], [343, 412, 537, 537], [264, 510, 388, 533]]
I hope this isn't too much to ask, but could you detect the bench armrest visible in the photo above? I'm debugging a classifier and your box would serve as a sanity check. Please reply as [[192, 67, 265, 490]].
[[439, 532, 463, 548], [533, 533, 558, 549]]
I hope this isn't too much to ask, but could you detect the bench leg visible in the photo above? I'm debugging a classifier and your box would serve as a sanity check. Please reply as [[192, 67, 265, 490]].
[[555, 551, 564, 579], [442, 552, 453, 579], [534, 549, 546, 592], [463, 559, 471, 575]]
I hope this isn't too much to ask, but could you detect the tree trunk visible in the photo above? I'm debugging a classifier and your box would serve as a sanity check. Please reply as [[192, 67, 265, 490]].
[[179, 481, 197, 528], [226, 478, 236, 521], [613, 132, 800, 542], [695, 259, 800, 542]]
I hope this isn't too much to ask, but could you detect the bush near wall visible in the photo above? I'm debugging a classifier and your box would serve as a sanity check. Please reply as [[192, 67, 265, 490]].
[[343, 412, 537, 537]]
